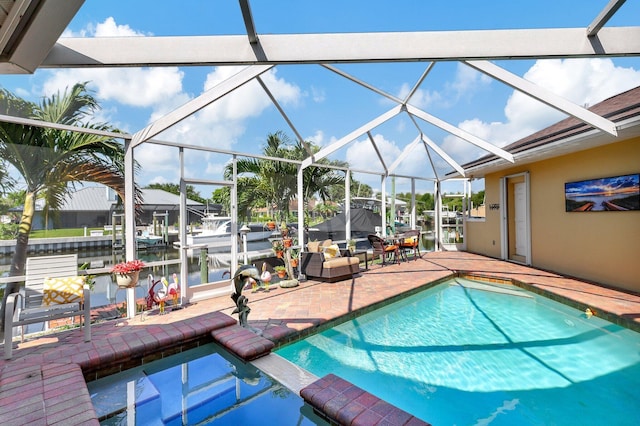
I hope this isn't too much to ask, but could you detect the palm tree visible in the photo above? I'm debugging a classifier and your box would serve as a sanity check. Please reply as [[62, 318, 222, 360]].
[[223, 131, 345, 222], [0, 83, 139, 327]]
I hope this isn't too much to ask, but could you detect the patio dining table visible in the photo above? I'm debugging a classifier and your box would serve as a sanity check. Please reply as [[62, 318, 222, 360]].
[[384, 234, 408, 262]]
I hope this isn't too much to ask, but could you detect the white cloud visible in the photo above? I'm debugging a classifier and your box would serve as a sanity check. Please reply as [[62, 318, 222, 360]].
[[39, 18, 304, 185], [345, 134, 405, 189], [200, 67, 300, 122], [397, 62, 488, 110], [448, 63, 492, 99], [398, 83, 441, 109], [43, 17, 184, 108], [307, 130, 325, 146], [93, 17, 148, 37], [310, 86, 326, 103], [441, 58, 640, 165], [42, 67, 184, 108], [142, 67, 302, 181]]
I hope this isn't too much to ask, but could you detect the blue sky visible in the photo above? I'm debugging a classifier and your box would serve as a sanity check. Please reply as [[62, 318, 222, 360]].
[[2, 1, 640, 198]]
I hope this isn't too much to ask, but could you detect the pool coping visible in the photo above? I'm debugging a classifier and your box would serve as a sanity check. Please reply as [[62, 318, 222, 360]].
[[459, 272, 640, 334]]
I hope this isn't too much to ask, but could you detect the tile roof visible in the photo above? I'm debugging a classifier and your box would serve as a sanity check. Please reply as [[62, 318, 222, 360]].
[[60, 187, 204, 212]]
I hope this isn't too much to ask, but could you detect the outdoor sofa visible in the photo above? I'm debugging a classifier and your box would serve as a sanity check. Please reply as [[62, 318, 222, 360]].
[[301, 239, 360, 282]]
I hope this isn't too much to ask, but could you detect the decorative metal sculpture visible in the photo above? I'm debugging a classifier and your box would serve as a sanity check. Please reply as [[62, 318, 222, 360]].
[[230, 265, 262, 327]]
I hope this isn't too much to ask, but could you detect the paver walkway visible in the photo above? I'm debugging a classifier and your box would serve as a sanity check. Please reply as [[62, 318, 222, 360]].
[[0, 251, 639, 425]]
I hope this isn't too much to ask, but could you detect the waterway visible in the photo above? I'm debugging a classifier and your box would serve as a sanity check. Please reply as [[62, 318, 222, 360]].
[[0, 240, 273, 310]]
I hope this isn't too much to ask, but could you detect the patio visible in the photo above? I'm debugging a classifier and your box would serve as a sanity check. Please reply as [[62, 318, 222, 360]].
[[1, 251, 639, 425]]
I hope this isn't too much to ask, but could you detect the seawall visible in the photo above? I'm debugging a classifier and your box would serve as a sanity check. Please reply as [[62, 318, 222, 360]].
[[0, 236, 117, 256]]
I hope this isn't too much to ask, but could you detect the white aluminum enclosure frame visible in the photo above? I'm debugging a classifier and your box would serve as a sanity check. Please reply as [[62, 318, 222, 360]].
[[0, 0, 636, 318]]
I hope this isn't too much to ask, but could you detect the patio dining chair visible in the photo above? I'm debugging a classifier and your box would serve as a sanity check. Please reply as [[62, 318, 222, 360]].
[[399, 229, 421, 260], [367, 234, 400, 266]]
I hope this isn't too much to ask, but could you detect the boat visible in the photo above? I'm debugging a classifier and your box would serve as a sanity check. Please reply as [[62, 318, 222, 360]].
[[136, 231, 165, 248], [181, 216, 275, 251]]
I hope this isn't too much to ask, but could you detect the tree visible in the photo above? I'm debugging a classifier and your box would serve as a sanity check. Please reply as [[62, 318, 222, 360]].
[[314, 202, 339, 218], [146, 182, 207, 204], [0, 83, 139, 328], [223, 131, 345, 222]]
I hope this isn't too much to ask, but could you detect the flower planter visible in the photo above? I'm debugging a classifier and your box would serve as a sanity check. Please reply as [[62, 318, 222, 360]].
[[276, 270, 287, 279], [275, 250, 284, 259], [290, 258, 299, 268], [283, 238, 293, 248], [115, 270, 140, 288]]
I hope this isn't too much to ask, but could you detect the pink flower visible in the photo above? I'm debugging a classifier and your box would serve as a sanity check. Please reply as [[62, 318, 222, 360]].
[[111, 259, 145, 274]]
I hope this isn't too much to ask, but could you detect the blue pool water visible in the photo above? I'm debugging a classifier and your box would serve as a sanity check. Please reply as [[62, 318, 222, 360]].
[[277, 278, 640, 425], [87, 343, 327, 425]]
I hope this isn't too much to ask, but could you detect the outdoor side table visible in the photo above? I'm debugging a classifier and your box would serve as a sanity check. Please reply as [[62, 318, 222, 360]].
[[352, 249, 369, 270]]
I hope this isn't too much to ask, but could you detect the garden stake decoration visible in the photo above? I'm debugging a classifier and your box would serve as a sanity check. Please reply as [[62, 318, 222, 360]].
[[168, 273, 180, 308], [230, 265, 262, 327]]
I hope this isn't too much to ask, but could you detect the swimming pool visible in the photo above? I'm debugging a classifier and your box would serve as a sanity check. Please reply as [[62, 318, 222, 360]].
[[277, 277, 640, 425], [87, 343, 328, 425]]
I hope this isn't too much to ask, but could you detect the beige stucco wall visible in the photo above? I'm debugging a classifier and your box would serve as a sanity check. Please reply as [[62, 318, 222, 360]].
[[467, 136, 640, 293]]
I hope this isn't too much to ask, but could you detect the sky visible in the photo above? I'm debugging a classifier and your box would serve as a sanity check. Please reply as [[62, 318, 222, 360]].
[[2, 0, 640, 199]]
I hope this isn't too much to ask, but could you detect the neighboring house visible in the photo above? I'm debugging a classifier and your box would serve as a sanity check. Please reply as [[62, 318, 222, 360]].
[[456, 86, 640, 293], [12, 186, 208, 230]]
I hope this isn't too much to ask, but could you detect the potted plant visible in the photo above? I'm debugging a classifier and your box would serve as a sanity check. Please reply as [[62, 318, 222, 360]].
[[279, 221, 289, 237], [347, 239, 357, 253], [274, 265, 287, 279], [79, 262, 96, 291], [111, 259, 145, 288], [289, 249, 299, 268], [272, 240, 284, 258]]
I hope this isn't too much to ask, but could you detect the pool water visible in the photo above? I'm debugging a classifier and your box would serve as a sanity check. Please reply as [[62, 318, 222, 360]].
[[277, 278, 640, 425], [87, 343, 327, 425]]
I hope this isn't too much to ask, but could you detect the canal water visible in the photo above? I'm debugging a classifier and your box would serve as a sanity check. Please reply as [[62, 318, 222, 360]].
[[0, 240, 273, 310]]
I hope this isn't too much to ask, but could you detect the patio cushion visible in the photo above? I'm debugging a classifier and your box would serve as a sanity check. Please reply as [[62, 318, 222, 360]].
[[323, 256, 359, 269], [42, 276, 85, 306], [307, 241, 321, 253], [323, 244, 341, 259], [321, 239, 333, 248]]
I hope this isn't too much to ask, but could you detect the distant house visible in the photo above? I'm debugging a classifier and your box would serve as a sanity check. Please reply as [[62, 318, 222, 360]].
[[12, 186, 208, 230], [456, 85, 640, 293]]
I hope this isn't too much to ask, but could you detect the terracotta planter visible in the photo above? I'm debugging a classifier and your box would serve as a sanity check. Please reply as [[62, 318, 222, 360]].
[[115, 270, 140, 288], [276, 270, 287, 279], [276, 250, 284, 259], [283, 238, 293, 248], [266, 221, 276, 230], [290, 258, 299, 268]]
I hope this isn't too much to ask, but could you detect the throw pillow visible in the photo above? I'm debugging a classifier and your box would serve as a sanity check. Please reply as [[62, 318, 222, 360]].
[[42, 276, 85, 306], [323, 244, 342, 259], [307, 241, 321, 253]]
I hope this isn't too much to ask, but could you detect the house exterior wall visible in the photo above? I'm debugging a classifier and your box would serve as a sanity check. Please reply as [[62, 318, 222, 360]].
[[467, 136, 640, 293]]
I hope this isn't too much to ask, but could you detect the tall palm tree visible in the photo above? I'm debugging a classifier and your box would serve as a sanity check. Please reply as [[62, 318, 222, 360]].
[[0, 83, 139, 327], [223, 131, 345, 222]]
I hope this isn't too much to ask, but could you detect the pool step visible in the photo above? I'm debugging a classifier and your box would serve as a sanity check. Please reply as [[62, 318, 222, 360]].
[[301, 374, 430, 426], [211, 324, 275, 361]]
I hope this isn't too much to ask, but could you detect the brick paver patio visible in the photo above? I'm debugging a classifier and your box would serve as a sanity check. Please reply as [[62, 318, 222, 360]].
[[1, 251, 639, 425]]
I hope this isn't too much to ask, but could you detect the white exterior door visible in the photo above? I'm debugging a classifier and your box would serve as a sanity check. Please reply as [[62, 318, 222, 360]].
[[500, 173, 531, 265], [514, 182, 527, 256]]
